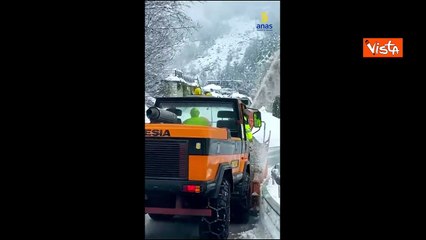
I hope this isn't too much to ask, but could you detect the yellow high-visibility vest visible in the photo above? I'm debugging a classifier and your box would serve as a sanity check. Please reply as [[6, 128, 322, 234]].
[[244, 116, 253, 142]]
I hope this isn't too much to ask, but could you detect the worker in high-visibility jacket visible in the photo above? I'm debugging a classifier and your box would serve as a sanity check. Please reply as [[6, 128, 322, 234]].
[[244, 116, 253, 142], [183, 108, 211, 126], [194, 87, 202, 95]]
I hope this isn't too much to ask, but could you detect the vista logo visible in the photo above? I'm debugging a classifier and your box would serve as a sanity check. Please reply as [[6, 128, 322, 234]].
[[256, 12, 273, 31], [363, 38, 403, 58]]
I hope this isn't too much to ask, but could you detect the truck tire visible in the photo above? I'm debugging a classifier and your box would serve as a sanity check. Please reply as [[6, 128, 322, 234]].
[[148, 214, 174, 221], [231, 173, 251, 223], [199, 178, 231, 239]]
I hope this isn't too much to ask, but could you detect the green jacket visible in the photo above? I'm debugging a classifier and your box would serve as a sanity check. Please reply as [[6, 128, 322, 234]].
[[183, 117, 211, 126], [244, 116, 253, 142]]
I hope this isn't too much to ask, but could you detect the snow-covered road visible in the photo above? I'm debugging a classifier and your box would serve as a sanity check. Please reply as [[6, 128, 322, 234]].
[[144, 214, 267, 239], [144, 146, 280, 239]]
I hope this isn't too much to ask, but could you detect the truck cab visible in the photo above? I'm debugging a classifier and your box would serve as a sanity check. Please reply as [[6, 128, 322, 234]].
[[145, 97, 262, 239]]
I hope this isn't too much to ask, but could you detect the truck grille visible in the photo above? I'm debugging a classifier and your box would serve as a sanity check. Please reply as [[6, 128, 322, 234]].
[[145, 139, 188, 179]]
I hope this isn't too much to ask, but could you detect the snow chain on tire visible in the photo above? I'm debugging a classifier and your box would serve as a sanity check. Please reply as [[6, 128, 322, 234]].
[[231, 173, 251, 223], [199, 178, 231, 239]]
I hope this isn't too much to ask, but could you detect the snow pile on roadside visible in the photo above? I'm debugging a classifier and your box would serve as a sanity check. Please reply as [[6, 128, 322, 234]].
[[236, 229, 257, 239], [253, 107, 280, 147], [236, 226, 274, 239], [265, 177, 280, 205], [260, 201, 280, 239]]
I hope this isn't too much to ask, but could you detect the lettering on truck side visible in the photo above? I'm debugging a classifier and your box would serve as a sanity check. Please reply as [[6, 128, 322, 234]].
[[145, 129, 171, 137]]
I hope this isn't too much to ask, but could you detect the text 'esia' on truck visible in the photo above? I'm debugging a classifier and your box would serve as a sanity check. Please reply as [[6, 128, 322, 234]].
[[144, 95, 271, 239]]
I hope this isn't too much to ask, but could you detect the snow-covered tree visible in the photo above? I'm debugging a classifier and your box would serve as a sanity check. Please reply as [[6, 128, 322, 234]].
[[145, 1, 199, 96], [237, 32, 280, 98]]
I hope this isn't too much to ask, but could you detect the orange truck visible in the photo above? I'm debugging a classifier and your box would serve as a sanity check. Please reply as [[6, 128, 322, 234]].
[[145, 96, 267, 239]]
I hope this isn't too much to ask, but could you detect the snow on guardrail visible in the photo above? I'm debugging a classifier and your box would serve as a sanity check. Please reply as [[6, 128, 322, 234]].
[[261, 177, 280, 239]]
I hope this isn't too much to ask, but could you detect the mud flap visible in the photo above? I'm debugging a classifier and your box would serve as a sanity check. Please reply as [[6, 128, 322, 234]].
[[250, 180, 261, 216], [250, 192, 260, 216]]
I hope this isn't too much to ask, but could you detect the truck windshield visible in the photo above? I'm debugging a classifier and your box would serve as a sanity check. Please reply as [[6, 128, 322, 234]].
[[157, 101, 236, 127]]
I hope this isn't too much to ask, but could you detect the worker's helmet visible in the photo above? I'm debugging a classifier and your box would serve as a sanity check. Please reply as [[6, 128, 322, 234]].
[[190, 108, 200, 117], [205, 92, 212, 96], [194, 87, 202, 95]]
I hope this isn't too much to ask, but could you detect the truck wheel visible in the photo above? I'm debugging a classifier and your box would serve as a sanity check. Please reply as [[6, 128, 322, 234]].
[[148, 214, 174, 221], [231, 173, 251, 223], [199, 178, 231, 239]]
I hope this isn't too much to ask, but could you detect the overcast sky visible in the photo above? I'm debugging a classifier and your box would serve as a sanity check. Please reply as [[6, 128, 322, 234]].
[[184, 1, 280, 27]]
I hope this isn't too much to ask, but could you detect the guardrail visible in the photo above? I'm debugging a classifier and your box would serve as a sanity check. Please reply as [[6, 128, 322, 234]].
[[261, 179, 280, 238], [262, 181, 280, 215]]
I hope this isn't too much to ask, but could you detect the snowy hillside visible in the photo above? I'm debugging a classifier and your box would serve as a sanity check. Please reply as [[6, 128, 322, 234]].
[[184, 17, 265, 78]]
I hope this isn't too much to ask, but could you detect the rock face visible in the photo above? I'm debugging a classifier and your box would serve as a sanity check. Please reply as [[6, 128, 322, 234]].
[[252, 50, 280, 111]]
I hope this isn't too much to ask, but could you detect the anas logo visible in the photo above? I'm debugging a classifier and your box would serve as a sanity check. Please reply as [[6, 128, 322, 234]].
[[363, 38, 403, 58], [256, 12, 273, 31], [261, 12, 268, 23]]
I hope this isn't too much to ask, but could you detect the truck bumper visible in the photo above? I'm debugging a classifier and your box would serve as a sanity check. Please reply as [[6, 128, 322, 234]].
[[145, 179, 215, 217], [145, 207, 211, 216]]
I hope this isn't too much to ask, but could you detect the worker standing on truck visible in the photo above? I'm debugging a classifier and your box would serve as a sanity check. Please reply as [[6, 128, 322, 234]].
[[244, 116, 253, 142], [194, 87, 202, 95], [183, 108, 211, 126]]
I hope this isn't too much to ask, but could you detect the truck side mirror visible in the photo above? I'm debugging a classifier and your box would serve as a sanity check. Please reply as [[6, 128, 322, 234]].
[[253, 111, 262, 128]]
